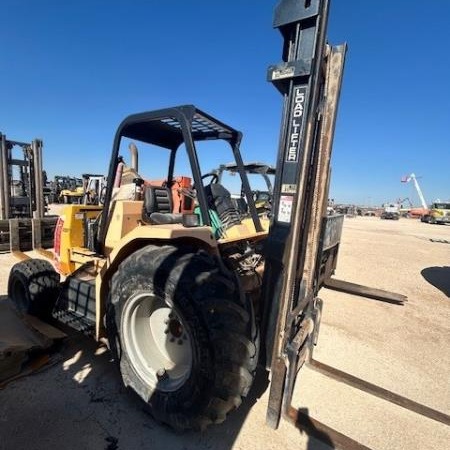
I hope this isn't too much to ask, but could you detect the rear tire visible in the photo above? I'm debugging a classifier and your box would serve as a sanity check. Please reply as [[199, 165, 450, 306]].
[[8, 259, 60, 320], [109, 245, 258, 430]]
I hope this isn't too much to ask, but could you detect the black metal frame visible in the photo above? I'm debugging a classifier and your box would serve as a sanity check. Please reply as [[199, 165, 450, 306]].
[[97, 105, 262, 252]]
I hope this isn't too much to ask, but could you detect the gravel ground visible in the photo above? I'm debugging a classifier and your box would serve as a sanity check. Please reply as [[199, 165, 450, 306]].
[[0, 217, 449, 450]]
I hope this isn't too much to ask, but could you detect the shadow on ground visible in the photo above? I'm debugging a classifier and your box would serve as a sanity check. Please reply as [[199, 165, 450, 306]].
[[0, 322, 332, 450], [421, 266, 450, 297]]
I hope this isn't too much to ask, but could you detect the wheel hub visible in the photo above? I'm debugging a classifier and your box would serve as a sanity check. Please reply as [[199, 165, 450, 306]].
[[167, 318, 183, 339]]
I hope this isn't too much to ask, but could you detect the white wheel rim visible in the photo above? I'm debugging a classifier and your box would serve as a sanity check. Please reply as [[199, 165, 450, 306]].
[[121, 292, 193, 392]]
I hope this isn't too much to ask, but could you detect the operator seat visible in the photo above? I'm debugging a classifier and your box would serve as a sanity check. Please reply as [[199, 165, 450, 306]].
[[205, 183, 241, 230], [142, 186, 183, 225]]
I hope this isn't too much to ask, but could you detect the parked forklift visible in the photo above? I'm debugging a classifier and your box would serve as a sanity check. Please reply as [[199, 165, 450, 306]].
[[0, 134, 59, 252], [52, 175, 84, 204], [214, 162, 276, 217], [0, 134, 45, 219], [81, 173, 107, 205], [8, 0, 350, 434]]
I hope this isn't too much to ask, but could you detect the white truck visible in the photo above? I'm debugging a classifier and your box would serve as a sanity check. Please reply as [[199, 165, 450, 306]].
[[381, 203, 400, 220]]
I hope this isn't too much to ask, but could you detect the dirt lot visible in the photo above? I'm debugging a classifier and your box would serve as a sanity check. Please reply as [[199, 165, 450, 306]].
[[0, 217, 449, 450]]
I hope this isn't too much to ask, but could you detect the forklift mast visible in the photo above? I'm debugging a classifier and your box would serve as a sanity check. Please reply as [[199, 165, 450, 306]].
[[261, 0, 346, 428]]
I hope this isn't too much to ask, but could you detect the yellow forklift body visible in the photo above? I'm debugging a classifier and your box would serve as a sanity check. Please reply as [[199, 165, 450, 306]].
[[56, 200, 227, 338], [218, 216, 269, 243], [60, 187, 84, 197], [56, 204, 103, 275]]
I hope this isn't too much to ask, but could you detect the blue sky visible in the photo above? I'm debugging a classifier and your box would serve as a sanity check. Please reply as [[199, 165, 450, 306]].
[[1, 1, 449, 206]]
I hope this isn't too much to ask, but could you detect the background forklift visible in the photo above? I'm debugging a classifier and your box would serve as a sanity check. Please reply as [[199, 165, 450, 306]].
[[81, 173, 107, 205], [53, 175, 84, 204], [8, 0, 351, 435], [213, 162, 276, 217]]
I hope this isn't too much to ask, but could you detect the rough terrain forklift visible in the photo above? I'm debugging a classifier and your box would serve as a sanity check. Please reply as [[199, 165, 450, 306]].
[[7, 0, 347, 433], [213, 162, 276, 217]]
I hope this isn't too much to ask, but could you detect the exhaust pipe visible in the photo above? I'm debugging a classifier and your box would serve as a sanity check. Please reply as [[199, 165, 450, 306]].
[[129, 142, 138, 172], [114, 157, 124, 188]]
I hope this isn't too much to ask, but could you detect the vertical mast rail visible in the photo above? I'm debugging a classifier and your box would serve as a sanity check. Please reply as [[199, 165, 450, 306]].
[[262, 0, 334, 429]]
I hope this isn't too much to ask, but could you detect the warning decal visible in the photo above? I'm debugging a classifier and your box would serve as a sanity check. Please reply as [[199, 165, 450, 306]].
[[277, 195, 293, 223]]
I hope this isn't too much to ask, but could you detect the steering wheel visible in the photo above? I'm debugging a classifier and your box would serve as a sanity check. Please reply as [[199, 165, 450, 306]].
[[201, 172, 219, 185], [193, 172, 219, 190]]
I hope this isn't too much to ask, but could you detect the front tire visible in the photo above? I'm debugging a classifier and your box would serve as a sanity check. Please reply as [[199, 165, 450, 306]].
[[109, 245, 258, 430]]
